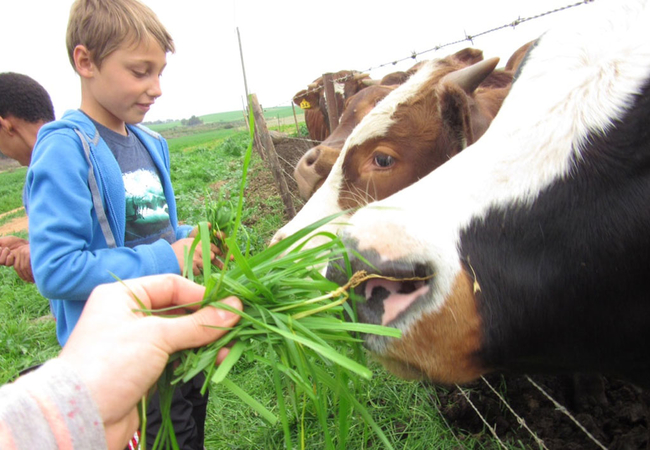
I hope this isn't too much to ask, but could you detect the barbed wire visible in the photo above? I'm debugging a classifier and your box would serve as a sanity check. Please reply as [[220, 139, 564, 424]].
[[282, 0, 594, 108], [367, 0, 594, 73], [455, 384, 510, 449], [481, 375, 548, 449], [525, 375, 609, 450]]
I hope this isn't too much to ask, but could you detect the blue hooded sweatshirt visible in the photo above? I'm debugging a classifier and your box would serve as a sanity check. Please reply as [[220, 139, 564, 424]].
[[25, 110, 193, 346]]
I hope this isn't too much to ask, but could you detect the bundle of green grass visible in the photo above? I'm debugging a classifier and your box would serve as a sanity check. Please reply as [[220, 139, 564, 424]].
[[141, 112, 401, 450]]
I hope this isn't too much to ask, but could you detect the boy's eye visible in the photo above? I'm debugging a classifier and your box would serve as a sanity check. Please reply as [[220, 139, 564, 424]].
[[132, 70, 147, 78]]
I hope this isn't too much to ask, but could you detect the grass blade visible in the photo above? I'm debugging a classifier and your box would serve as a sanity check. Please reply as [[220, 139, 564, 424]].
[[220, 378, 277, 425]]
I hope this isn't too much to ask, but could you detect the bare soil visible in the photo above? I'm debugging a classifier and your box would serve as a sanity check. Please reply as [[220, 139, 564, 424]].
[[0, 157, 28, 235], [255, 132, 315, 214], [434, 373, 648, 449], [0, 156, 20, 172], [0, 214, 27, 235]]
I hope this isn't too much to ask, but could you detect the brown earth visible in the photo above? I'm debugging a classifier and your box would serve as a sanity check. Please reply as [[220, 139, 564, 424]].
[[0, 157, 28, 235], [0, 213, 27, 236], [433, 373, 648, 449], [0, 156, 21, 172]]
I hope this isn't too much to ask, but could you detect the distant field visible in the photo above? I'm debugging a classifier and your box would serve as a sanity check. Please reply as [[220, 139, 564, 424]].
[[147, 106, 302, 133], [166, 128, 240, 152]]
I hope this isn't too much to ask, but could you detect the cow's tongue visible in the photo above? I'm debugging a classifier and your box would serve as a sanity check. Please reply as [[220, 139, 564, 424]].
[[364, 278, 430, 326]]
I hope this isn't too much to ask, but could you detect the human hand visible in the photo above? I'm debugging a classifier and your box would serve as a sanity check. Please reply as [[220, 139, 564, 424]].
[[172, 236, 225, 275], [58, 274, 242, 450], [11, 244, 33, 283], [0, 246, 11, 266], [190, 223, 235, 265], [0, 236, 28, 266]]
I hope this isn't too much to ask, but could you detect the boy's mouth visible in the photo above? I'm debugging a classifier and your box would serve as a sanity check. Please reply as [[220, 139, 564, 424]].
[[137, 103, 153, 113]]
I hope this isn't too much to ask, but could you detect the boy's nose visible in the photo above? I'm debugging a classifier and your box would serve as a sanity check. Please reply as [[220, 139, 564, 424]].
[[148, 78, 162, 98]]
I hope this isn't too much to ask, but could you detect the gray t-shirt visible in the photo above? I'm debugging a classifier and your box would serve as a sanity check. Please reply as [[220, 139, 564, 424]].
[[91, 119, 175, 247]]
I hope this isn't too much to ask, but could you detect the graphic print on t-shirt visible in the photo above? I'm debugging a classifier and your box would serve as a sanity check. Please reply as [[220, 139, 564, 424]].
[[124, 169, 170, 241]]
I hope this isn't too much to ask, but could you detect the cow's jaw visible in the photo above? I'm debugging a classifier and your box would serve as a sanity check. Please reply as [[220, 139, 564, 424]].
[[372, 270, 485, 384]]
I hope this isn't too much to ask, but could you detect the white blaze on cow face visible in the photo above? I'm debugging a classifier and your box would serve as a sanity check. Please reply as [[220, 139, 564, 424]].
[[338, 0, 650, 379]]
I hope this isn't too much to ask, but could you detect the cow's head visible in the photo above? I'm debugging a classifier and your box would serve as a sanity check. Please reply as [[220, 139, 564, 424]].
[[294, 61, 432, 202], [294, 84, 396, 200], [272, 48, 504, 250]]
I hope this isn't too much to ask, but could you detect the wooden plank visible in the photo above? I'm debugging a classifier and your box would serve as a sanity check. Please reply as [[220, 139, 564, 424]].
[[250, 94, 296, 219]]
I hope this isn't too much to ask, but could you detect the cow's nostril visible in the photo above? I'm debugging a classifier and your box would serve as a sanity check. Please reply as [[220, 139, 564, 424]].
[[304, 148, 321, 166]]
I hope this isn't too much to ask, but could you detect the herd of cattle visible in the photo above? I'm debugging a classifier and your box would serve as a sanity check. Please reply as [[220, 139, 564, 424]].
[[272, 0, 650, 391]]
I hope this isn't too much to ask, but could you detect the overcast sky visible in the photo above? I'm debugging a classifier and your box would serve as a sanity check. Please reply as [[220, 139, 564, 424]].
[[2, 0, 592, 123]]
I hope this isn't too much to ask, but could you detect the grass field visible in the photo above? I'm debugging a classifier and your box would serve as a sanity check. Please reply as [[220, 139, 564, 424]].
[[0, 126, 499, 449], [0, 167, 27, 213], [146, 106, 302, 133]]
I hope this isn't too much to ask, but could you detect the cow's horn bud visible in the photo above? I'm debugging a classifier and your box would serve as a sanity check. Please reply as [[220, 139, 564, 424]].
[[442, 57, 500, 94]]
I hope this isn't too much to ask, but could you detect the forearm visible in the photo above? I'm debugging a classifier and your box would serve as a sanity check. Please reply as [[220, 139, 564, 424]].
[[33, 239, 180, 300], [0, 359, 107, 449]]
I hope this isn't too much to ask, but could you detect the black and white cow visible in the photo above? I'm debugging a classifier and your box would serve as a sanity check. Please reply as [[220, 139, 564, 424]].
[[327, 0, 650, 389]]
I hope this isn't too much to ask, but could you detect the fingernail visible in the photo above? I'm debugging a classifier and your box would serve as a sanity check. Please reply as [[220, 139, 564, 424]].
[[217, 297, 242, 321]]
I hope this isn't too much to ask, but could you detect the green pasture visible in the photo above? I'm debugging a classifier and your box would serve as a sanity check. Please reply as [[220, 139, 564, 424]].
[[0, 167, 27, 213], [146, 106, 301, 133], [0, 125, 508, 449]]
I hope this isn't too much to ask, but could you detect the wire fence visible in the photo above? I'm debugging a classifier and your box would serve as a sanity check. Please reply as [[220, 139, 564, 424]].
[[419, 375, 613, 449], [284, 0, 594, 108]]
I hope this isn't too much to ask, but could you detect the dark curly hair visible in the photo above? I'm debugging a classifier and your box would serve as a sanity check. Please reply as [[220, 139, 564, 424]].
[[0, 72, 55, 123]]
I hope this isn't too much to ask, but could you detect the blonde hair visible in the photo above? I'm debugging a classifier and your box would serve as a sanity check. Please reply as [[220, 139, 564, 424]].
[[66, 0, 174, 70]]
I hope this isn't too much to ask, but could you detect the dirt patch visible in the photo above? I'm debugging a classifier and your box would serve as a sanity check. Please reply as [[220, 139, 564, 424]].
[[0, 215, 28, 235], [433, 373, 648, 449], [0, 156, 21, 173], [269, 132, 316, 203], [244, 133, 314, 224]]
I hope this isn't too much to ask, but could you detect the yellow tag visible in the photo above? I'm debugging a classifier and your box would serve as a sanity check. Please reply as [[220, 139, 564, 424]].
[[300, 100, 312, 109]]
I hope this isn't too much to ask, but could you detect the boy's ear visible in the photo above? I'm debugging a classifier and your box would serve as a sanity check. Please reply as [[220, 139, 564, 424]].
[[0, 116, 14, 135], [73, 45, 95, 78]]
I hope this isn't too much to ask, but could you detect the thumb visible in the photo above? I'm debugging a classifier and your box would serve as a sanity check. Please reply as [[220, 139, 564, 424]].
[[158, 297, 243, 353]]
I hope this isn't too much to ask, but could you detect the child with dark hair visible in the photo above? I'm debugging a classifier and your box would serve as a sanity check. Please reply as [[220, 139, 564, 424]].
[[0, 72, 55, 282]]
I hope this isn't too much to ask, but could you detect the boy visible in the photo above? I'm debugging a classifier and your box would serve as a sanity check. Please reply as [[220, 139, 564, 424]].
[[0, 72, 55, 283], [26, 1, 221, 448]]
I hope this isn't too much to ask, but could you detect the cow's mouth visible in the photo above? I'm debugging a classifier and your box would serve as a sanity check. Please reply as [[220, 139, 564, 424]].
[[327, 250, 434, 328]]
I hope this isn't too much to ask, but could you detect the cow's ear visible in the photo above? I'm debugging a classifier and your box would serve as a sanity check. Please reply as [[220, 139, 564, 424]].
[[438, 85, 474, 154], [293, 89, 307, 107], [452, 48, 484, 66]]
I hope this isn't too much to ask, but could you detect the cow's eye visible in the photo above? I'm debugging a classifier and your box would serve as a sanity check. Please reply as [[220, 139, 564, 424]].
[[374, 153, 394, 168]]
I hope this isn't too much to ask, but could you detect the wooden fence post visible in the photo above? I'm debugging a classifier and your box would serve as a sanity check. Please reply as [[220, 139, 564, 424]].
[[250, 94, 296, 219], [322, 73, 340, 135], [291, 103, 300, 135], [242, 107, 266, 161]]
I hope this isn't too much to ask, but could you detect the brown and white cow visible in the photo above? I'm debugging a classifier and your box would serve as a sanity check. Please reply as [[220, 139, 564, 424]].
[[272, 46, 523, 248], [293, 70, 372, 142], [294, 84, 397, 200], [292, 52, 492, 201], [327, 0, 650, 389]]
